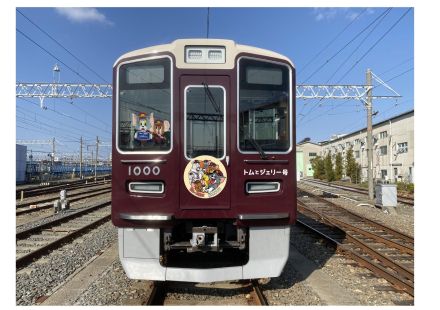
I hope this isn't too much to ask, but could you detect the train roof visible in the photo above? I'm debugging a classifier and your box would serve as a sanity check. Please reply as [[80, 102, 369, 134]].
[[114, 38, 295, 69]]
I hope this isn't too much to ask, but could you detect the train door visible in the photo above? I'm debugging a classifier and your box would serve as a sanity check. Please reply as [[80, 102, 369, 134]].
[[179, 75, 231, 210]]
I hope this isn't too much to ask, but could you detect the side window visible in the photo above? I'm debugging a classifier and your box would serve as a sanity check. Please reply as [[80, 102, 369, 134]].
[[238, 58, 291, 153], [117, 57, 172, 152]]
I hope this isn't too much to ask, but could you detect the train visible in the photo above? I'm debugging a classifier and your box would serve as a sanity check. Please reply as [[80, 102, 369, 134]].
[[111, 39, 296, 282]]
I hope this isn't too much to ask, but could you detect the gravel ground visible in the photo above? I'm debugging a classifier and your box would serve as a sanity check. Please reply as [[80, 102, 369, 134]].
[[261, 259, 322, 305], [74, 258, 322, 306], [16, 220, 117, 305], [298, 182, 414, 237], [74, 260, 152, 305]]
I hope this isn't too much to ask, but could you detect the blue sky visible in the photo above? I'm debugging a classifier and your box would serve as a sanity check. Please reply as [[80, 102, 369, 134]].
[[16, 7, 414, 159]]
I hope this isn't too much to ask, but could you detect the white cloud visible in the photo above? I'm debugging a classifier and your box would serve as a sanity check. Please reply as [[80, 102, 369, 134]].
[[55, 8, 113, 25], [313, 8, 366, 22]]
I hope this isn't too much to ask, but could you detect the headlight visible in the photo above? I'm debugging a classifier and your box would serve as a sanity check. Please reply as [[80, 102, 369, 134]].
[[129, 182, 164, 194], [246, 182, 280, 194]]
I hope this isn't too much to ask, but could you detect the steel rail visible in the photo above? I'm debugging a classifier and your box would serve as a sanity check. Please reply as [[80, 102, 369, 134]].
[[16, 211, 111, 269], [296, 216, 413, 296], [296, 199, 414, 296], [16, 188, 111, 216], [16, 174, 111, 197], [298, 188, 413, 244], [297, 203, 414, 281], [16, 178, 111, 199], [145, 280, 268, 306], [16, 183, 111, 209], [248, 280, 268, 306], [16, 198, 111, 239], [302, 178, 414, 205]]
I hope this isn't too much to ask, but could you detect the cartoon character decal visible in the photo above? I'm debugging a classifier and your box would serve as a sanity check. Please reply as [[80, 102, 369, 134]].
[[183, 155, 227, 199], [133, 112, 170, 146]]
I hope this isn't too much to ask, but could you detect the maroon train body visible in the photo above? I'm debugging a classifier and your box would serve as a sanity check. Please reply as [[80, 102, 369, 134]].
[[112, 39, 296, 282]]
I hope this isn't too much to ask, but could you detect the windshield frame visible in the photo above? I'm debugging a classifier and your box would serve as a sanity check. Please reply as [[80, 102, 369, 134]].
[[236, 56, 293, 155], [115, 55, 173, 155]]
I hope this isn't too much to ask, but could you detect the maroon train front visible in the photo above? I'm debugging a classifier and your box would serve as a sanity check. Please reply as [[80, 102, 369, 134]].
[[112, 39, 296, 282]]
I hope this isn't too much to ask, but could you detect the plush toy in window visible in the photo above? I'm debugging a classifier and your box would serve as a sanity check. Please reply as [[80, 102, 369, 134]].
[[134, 112, 152, 143]]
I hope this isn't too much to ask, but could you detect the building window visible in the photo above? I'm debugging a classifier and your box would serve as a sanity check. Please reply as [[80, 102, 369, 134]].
[[309, 152, 317, 157], [380, 145, 387, 156], [354, 139, 360, 145], [397, 142, 408, 153], [381, 169, 387, 179], [379, 131, 388, 139], [355, 150, 360, 158]]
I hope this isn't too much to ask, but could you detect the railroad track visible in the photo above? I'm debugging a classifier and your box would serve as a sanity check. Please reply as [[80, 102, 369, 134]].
[[16, 184, 111, 215], [16, 199, 111, 269], [16, 175, 111, 199], [296, 188, 414, 296], [146, 280, 268, 305], [301, 178, 414, 206]]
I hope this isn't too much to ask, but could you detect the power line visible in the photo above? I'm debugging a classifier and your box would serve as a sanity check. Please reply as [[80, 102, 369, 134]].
[[298, 9, 392, 121], [329, 8, 392, 83], [301, 8, 392, 84], [16, 28, 93, 84], [16, 9, 109, 84], [298, 8, 367, 77], [337, 8, 412, 83], [16, 105, 97, 140], [17, 97, 111, 134], [206, 8, 210, 38], [379, 56, 413, 76]]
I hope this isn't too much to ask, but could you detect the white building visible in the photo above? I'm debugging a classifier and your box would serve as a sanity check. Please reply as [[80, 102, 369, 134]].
[[319, 110, 414, 183]]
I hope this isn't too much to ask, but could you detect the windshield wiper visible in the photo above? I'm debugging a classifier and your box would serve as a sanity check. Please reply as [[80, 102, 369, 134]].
[[248, 138, 268, 160], [202, 82, 221, 113]]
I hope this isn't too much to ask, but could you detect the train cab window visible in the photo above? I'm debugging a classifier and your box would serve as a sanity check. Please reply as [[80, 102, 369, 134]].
[[185, 86, 225, 159], [238, 58, 291, 153], [117, 57, 172, 153]]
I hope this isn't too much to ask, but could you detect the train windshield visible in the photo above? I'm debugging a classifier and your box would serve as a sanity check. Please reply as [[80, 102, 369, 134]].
[[185, 85, 225, 159], [238, 58, 290, 153], [117, 57, 172, 152]]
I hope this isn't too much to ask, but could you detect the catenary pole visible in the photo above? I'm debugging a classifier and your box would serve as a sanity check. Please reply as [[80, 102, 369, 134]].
[[366, 69, 374, 200]]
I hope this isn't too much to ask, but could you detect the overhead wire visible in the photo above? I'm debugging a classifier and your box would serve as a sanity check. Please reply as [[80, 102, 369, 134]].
[[337, 8, 412, 83], [298, 8, 393, 122], [16, 9, 109, 84], [299, 8, 411, 124], [301, 8, 392, 84], [17, 98, 111, 135], [16, 105, 96, 140], [16, 28, 93, 84], [328, 8, 392, 84], [298, 8, 367, 77]]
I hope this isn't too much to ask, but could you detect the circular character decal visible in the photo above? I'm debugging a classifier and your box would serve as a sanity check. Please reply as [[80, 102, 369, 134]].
[[183, 155, 227, 199]]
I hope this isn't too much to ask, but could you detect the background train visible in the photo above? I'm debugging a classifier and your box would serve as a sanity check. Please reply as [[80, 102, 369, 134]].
[[112, 38, 296, 282]]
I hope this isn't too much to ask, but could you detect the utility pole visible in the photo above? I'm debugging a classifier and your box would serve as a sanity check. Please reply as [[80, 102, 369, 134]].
[[366, 69, 374, 200], [95, 136, 99, 181], [79, 136, 83, 179], [51, 137, 55, 180]]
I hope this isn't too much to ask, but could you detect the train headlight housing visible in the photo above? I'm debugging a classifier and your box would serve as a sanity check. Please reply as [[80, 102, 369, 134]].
[[129, 182, 164, 194], [185, 46, 226, 64], [246, 182, 280, 194]]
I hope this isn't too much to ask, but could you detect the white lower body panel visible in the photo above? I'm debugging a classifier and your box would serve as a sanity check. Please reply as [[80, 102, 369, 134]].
[[118, 225, 290, 283]]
